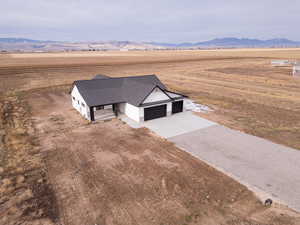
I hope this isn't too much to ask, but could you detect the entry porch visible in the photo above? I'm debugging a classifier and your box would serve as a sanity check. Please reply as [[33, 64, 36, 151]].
[[90, 104, 118, 121]]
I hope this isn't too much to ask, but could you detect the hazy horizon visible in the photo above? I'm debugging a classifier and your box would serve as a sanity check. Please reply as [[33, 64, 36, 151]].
[[1, 0, 299, 43], [1, 36, 300, 44]]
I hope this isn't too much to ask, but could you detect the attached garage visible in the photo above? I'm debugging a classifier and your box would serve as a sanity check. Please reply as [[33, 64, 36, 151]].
[[172, 100, 183, 114], [144, 104, 167, 121]]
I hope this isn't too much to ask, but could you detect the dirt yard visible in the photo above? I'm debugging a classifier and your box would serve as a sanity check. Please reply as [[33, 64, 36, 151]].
[[1, 49, 300, 224], [26, 88, 300, 224]]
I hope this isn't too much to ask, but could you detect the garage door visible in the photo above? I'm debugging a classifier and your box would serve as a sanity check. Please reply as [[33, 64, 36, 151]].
[[144, 104, 167, 121], [172, 101, 183, 114]]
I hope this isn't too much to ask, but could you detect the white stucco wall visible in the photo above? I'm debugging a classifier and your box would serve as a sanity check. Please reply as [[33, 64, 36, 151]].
[[143, 87, 170, 104], [182, 99, 188, 112], [119, 103, 141, 122], [71, 85, 90, 120]]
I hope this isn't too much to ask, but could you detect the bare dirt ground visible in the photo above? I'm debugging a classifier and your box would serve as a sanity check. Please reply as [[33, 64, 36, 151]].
[[0, 94, 58, 225], [27, 88, 300, 225], [1, 49, 300, 224]]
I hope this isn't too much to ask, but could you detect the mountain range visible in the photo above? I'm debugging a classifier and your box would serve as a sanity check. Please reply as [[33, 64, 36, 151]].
[[148, 38, 300, 48], [1, 37, 300, 52]]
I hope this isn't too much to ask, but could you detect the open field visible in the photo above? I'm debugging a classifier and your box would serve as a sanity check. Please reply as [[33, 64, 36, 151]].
[[1, 49, 300, 224], [1, 49, 300, 149]]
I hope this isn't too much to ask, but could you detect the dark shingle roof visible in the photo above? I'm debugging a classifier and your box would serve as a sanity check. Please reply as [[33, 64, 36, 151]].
[[92, 74, 110, 79], [73, 75, 167, 107]]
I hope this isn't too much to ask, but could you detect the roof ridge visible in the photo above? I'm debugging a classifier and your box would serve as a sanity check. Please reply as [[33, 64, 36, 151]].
[[74, 74, 157, 83], [108, 74, 156, 79], [73, 74, 167, 106]]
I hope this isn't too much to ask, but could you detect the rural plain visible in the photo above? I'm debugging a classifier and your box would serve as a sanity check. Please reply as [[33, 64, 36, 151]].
[[1, 49, 300, 225]]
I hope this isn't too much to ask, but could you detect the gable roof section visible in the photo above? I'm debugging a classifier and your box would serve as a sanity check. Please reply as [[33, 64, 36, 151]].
[[92, 74, 110, 79], [73, 75, 168, 107], [141, 86, 172, 104]]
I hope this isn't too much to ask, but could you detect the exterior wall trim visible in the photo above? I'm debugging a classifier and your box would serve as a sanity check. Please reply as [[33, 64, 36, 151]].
[[139, 85, 172, 106]]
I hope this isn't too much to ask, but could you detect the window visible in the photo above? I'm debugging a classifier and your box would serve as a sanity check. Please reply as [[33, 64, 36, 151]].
[[72, 97, 75, 100], [77, 100, 80, 105], [81, 102, 85, 107]]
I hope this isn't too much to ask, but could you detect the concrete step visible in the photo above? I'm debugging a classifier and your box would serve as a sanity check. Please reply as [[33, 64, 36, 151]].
[[95, 113, 116, 121]]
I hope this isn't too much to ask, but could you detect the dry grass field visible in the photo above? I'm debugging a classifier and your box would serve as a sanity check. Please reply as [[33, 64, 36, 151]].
[[1, 49, 300, 149], [1, 49, 300, 224]]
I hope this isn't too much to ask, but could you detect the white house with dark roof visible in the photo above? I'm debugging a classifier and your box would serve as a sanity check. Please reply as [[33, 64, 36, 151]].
[[293, 64, 300, 77], [70, 74, 188, 122]]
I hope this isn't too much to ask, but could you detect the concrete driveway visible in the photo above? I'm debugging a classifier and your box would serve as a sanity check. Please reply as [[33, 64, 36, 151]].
[[143, 111, 216, 138], [120, 111, 216, 138], [121, 111, 300, 212], [169, 125, 300, 212]]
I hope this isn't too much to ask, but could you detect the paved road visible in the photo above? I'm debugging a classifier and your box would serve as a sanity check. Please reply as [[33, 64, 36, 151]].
[[169, 125, 300, 212]]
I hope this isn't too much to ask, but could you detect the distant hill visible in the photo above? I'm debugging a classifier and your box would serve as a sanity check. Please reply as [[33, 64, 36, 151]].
[[0, 38, 163, 52], [1, 37, 300, 52], [0, 38, 55, 44], [148, 38, 300, 48]]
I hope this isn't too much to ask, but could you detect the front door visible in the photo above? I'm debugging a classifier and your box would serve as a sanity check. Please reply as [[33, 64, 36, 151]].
[[90, 106, 95, 121]]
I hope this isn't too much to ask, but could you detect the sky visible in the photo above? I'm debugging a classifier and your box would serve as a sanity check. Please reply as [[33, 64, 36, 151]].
[[0, 0, 299, 43]]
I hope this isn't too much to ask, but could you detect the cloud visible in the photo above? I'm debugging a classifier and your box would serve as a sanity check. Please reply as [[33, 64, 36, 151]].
[[0, 0, 299, 42]]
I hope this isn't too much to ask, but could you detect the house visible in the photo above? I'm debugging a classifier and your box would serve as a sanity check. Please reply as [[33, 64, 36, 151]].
[[70, 74, 188, 122], [293, 65, 300, 77]]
